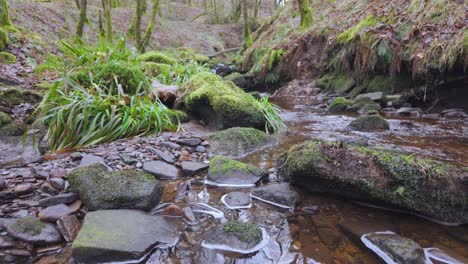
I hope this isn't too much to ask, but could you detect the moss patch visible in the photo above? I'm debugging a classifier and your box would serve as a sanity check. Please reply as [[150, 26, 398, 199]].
[[138, 51, 178, 66], [366, 75, 392, 94], [223, 221, 262, 244], [349, 114, 389, 131], [140, 62, 172, 79], [0, 87, 42, 107], [0, 111, 11, 127], [0, 51, 16, 64], [328, 97, 350, 113], [0, 28, 8, 51], [338, 15, 379, 43], [209, 155, 263, 176], [8, 217, 46, 236]]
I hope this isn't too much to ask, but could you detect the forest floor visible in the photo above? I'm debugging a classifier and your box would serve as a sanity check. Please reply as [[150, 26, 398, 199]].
[[1, 0, 244, 87]]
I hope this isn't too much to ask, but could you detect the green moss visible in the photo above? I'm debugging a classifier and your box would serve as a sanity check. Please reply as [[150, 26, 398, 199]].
[[137, 51, 178, 66], [223, 221, 262, 244], [0, 123, 25, 136], [338, 15, 379, 43], [209, 155, 263, 176], [316, 74, 334, 89], [140, 62, 172, 79], [0, 87, 42, 106], [210, 127, 269, 147], [268, 49, 285, 70], [0, 111, 11, 126], [9, 217, 46, 236], [0, 27, 7, 51], [366, 75, 392, 94], [0, 51, 15, 64], [281, 141, 326, 180], [349, 114, 389, 131], [73, 61, 148, 95], [328, 97, 350, 113]]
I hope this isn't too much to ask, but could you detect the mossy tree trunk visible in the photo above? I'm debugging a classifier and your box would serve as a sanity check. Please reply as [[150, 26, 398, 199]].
[[129, 0, 146, 35], [242, 0, 252, 49], [102, 0, 113, 43], [0, 0, 14, 30], [140, 0, 160, 53], [297, 0, 313, 30], [75, 0, 87, 39], [134, 0, 144, 50]]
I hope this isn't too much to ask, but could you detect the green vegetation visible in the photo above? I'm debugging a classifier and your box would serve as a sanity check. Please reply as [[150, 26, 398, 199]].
[[349, 114, 389, 131], [0, 112, 11, 126], [137, 51, 178, 66], [0, 27, 7, 50], [223, 221, 262, 244], [209, 155, 263, 176], [8, 217, 46, 236], [255, 97, 286, 133], [0, 51, 15, 64], [337, 15, 378, 43], [328, 97, 350, 113]]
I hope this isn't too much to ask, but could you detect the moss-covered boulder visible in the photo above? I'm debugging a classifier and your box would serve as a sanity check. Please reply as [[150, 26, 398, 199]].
[[0, 86, 42, 107], [207, 155, 266, 187], [278, 140, 468, 223], [6, 216, 62, 245], [208, 127, 277, 158], [328, 97, 350, 113], [0, 123, 26, 136], [68, 164, 163, 211], [140, 62, 172, 78], [180, 72, 266, 129], [0, 51, 16, 64], [73, 61, 148, 94], [318, 74, 355, 94], [356, 103, 381, 115], [349, 114, 389, 131], [202, 220, 266, 254], [223, 72, 248, 89], [346, 96, 381, 114], [0, 111, 11, 127], [137, 51, 178, 66], [366, 75, 392, 94]]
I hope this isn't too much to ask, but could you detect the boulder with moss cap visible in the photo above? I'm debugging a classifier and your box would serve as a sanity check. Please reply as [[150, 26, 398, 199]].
[[68, 164, 163, 211], [207, 155, 266, 187]]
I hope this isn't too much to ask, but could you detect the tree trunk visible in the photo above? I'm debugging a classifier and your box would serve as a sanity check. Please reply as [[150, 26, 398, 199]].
[[297, 0, 313, 29], [134, 0, 144, 50], [140, 0, 160, 53], [242, 0, 252, 48], [0, 0, 14, 29], [103, 0, 113, 43], [75, 0, 87, 39]]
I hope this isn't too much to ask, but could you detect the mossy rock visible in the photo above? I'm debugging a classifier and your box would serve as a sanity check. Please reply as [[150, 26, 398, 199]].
[[348, 83, 367, 98], [137, 51, 178, 66], [207, 155, 265, 186], [223, 221, 262, 244], [331, 75, 356, 94], [0, 87, 42, 107], [208, 127, 277, 158], [73, 61, 148, 95], [328, 97, 350, 113], [223, 72, 247, 88], [68, 164, 163, 211], [356, 103, 382, 115], [0, 123, 26, 136], [346, 96, 375, 112], [349, 114, 389, 131], [366, 75, 392, 94], [181, 72, 265, 129], [278, 140, 468, 223], [0, 52, 16, 64], [316, 74, 334, 89], [0, 28, 8, 51], [140, 62, 172, 79], [0, 111, 12, 127], [179, 50, 209, 64], [6, 216, 62, 245]]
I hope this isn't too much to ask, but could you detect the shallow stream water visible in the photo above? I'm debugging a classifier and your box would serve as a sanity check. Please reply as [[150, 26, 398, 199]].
[[145, 91, 468, 263]]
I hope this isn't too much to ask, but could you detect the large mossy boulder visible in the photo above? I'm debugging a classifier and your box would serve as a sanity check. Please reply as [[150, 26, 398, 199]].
[[180, 72, 266, 129], [328, 97, 350, 113], [73, 61, 147, 94], [208, 127, 277, 158], [0, 111, 12, 127], [349, 113, 389, 131], [207, 155, 266, 187], [68, 164, 163, 211], [72, 210, 179, 264], [278, 140, 468, 223], [317, 74, 355, 94]]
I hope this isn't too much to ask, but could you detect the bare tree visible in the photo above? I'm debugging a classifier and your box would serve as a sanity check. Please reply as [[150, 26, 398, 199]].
[[242, 0, 252, 48]]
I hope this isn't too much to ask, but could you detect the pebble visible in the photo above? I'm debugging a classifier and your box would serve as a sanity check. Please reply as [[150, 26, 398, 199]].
[[195, 146, 206, 153], [13, 184, 33, 195], [38, 204, 73, 222], [49, 178, 65, 191], [150, 147, 176, 164], [39, 193, 78, 207], [40, 182, 59, 195], [160, 142, 182, 150]]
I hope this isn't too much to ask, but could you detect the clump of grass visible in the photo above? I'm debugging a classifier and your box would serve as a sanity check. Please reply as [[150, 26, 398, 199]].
[[36, 79, 178, 151], [255, 96, 287, 133]]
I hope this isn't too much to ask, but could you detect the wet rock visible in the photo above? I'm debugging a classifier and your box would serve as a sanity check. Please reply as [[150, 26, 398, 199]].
[[68, 164, 163, 211], [143, 160, 183, 179], [72, 210, 179, 264], [79, 154, 110, 169], [356, 92, 385, 102], [207, 156, 266, 187], [6, 216, 62, 245], [150, 147, 176, 164], [176, 138, 201, 147], [349, 114, 390, 131], [396, 107, 422, 116], [160, 142, 182, 150], [278, 140, 468, 223], [221, 191, 252, 209], [339, 219, 397, 244], [40, 182, 59, 195], [356, 103, 382, 115], [57, 215, 81, 243], [328, 97, 350, 113], [39, 193, 78, 207], [443, 109, 467, 119], [36, 245, 73, 264], [195, 145, 206, 153], [162, 204, 183, 217], [119, 154, 139, 165], [202, 221, 267, 254], [13, 183, 33, 195], [38, 204, 73, 222], [251, 183, 300, 209], [182, 207, 198, 224], [386, 94, 405, 107], [0, 179, 6, 190], [181, 161, 209, 175], [0, 136, 42, 166], [363, 232, 425, 264], [209, 127, 277, 158], [49, 178, 65, 191]]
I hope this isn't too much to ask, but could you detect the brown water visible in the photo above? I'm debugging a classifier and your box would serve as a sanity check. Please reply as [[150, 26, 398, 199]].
[[146, 93, 468, 263]]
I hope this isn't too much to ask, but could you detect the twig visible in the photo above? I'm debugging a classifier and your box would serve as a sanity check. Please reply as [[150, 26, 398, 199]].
[[207, 47, 242, 58]]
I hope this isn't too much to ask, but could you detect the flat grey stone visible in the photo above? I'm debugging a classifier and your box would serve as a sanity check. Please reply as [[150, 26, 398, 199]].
[[143, 161, 183, 179], [364, 232, 425, 264], [79, 154, 110, 170], [207, 156, 265, 187], [181, 161, 209, 175], [39, 193, 78, 207], [150, 147, 176, 164], [222, 192, 251, 208], [176, 138, 202, 147], [251, 183, 300, 209], [6, 217, 62, 245], [38, 204, 73, 222], [72, 210, 179, 264]]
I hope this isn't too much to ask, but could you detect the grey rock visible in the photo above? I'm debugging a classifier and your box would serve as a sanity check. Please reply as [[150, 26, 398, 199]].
[[0, 136, 43, 167], [365, 232, 425, 264], [49, 178, 65, 191], [150, 147, 176, 164], [207, 156, 265, 187], [39, 193, 78, 207], [120, 154, 139, 165], [11, 210, 29, 218], [222, 192, 251, 208], [79, 154, 110, 169], [70, 152, 83, 161], [396, 107, 422, 116], [182, 207, 198, 224], [13, 184, 33, 195], [443, 110, 467, 119], [160, 142, 182, 150], [6, 216, 62, 245], [202, 221, 264, 253], [356, 92, 385, 102], [38, 204, 73, 222], [176, 138, 202, 147], [181, 161, 209, 175], [195, 146, 206, 153], [0, 179, 6, 190], [251, 183, 300, 209], [68, 164, 162, 211], [143, 161, 183, 179], [72, 210, 179, 264]]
